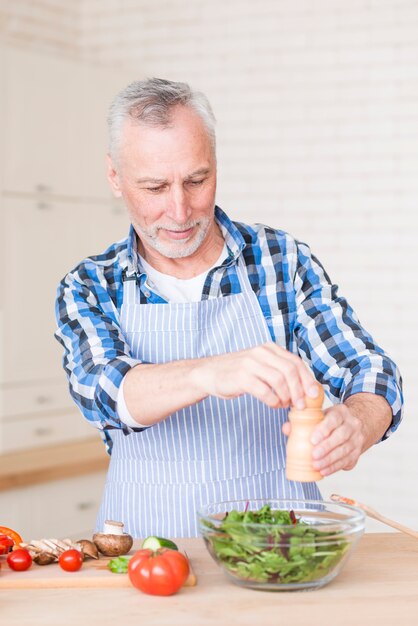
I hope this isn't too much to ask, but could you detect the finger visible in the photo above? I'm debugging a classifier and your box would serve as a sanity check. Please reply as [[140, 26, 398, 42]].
[[312, 436, 354, 468], [269, 359, 305, 409], [311, 418, 350, 461], [254, 346, 307, 408], [262, 343, 318, 403], [236, 375, 282, 408], [312, 442, 359, 476], [282, 422, 291, 437], [210, 356, 289, 407], [248, 363, 308, 408], [310, 408, 346, 445], [251, 363, 293, 407]]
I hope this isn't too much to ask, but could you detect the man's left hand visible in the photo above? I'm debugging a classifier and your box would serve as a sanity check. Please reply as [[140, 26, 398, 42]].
[[309, 405, 365, 476], [282, 392, 392, 477]]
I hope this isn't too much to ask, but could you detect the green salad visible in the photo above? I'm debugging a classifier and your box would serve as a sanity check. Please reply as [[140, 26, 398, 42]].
[[202, 505, 349, 585]]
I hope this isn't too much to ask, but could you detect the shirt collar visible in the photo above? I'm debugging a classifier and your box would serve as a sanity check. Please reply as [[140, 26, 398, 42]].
[[126, 223, 138, 272], [125, 205, 246, 273], [214, 206, 246, 261]]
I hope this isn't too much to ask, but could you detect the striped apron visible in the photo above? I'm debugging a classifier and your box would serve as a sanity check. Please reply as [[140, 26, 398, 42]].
[[96, 255, 321, 537]]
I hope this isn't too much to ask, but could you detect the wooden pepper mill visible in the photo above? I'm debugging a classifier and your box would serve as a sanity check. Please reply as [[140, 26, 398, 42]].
[[286, 383, 325, 482]]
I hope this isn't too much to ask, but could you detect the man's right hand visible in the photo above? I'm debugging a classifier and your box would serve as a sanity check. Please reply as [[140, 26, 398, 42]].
[[192, 342, 319, 410], [124, 342, 319, 427]]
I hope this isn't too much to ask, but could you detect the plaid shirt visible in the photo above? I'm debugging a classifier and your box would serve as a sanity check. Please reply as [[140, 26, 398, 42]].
[[55, 206, 403, 453]]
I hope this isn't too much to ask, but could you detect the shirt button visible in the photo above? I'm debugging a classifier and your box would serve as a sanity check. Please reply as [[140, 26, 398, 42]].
[[143, 290, 151, 298]]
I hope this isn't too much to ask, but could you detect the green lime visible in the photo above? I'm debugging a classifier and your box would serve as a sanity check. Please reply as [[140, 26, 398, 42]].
[[142, 536, 179, 551]]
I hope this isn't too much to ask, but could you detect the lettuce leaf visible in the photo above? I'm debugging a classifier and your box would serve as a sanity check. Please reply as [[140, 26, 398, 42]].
[[203, 505, 348, 584]]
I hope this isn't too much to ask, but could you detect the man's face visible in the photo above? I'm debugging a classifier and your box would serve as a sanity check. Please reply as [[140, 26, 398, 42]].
[[107, 105, 217, 261]]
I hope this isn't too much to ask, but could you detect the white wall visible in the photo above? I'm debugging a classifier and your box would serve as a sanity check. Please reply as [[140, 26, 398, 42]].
[[2, 0, 417, 530], [80, 0, 418, 531], [0, 0, 81, 57]]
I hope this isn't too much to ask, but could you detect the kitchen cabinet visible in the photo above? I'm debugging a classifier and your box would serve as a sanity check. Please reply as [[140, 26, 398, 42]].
[[0, 195, 128, 453], [1, 378, 93, 455], [0, 471, 106, 539], [0, 43, 132, 532], [0, 40, 6, 193], [0, 196, 128, 385], [0, 406, 93, 455], [2, 378, 79, 418], [2, 44, 85, 198], [0, 41, 132, 457], [1, 44, 130, 199]]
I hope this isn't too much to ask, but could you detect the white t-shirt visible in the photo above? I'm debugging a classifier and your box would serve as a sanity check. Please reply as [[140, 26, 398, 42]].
[[117, 245, 229, 427]]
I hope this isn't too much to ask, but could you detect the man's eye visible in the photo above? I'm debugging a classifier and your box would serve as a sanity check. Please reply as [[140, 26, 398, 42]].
[[147, 186, 164, 193], [188, 179, 204, 186]]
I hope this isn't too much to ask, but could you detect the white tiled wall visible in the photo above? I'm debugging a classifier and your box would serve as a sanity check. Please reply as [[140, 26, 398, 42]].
[[0, 0, 81, 57], [2, 1, 417, 529], [81, 0, 418, 530]]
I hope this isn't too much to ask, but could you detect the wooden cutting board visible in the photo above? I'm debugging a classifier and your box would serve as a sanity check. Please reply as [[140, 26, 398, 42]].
[[0, 541, 197, 589]]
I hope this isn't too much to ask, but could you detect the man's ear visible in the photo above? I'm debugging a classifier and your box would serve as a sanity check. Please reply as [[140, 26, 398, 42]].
[[106, 154, 122, 198]]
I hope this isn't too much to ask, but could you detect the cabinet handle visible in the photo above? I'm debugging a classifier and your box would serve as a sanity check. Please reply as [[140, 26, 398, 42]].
[[35, 395, 52, 404], [76, 501, 95, 511], [35, 184, 52, 193], [36, 202, 53, 211], [34, 427, 53, 437]]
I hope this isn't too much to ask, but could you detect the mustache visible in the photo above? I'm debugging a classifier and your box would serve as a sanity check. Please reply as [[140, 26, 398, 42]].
[[155, 221, 200, 232]]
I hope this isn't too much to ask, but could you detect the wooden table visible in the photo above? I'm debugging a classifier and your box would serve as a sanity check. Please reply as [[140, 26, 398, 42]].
[[1, 533, 417, 625]]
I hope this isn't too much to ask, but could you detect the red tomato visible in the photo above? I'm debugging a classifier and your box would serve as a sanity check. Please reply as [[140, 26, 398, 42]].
[[7, 549, 32, 571], [0, 534, 14, 555], [58, 549, 83, 572], [128, 548, 189, 596]]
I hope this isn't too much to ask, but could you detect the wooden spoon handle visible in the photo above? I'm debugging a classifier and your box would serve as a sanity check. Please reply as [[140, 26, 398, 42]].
[[330, 494, 418, 539], [364, 508, 418, 539]]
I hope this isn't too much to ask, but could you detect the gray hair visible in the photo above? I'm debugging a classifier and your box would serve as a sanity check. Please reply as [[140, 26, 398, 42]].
[[108, 77, 216, 162]]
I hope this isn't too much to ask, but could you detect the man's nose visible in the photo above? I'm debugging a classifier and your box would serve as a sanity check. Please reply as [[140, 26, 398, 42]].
[[166, 186, 191, 224]]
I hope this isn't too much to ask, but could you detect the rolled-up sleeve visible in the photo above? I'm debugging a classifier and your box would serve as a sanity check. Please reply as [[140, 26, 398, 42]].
[[54, 262, 144, 442], [293, 241, 403, 441]]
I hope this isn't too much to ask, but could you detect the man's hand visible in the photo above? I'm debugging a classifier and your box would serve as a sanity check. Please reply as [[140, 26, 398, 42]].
[[192, 342, 319, 410], [282, 392, 393, 477], [309, 404, 364, 476], [125, 342, 319, 426]]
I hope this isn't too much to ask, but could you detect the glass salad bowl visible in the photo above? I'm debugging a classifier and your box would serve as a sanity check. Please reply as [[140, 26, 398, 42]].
[[197, 498, 365, 591]]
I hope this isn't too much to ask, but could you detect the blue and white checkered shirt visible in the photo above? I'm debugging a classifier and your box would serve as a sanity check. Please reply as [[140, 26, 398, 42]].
[[55, 206, 403, 453]]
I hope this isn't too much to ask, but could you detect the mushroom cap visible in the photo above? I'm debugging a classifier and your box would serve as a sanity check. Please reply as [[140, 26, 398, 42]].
[[34, 552, 56, 565], [77, 539, 99, 559], [92, 532, 133, 556]]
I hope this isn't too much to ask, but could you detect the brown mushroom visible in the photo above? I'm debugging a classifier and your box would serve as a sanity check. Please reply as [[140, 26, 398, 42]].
[[92, 532, 133, 556], [33, 552, 56, 566], [77, 539, 99, 560]]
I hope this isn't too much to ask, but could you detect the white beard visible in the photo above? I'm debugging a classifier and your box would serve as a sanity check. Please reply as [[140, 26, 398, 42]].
[[134, 217, 212, 259]]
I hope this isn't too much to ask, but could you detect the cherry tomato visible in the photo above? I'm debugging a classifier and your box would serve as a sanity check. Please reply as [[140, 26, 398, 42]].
[[58, 549, 83, 572], [0, 534, 14, 555], [128, 548, 190, 596], [7, 549, 32, 571]]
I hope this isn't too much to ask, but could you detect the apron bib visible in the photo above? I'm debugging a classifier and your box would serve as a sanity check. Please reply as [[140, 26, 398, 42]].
[[96, 256, 321, 537]]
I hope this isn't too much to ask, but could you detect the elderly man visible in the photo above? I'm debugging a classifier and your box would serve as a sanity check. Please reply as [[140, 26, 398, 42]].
[[55, 78, 403, 537]]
